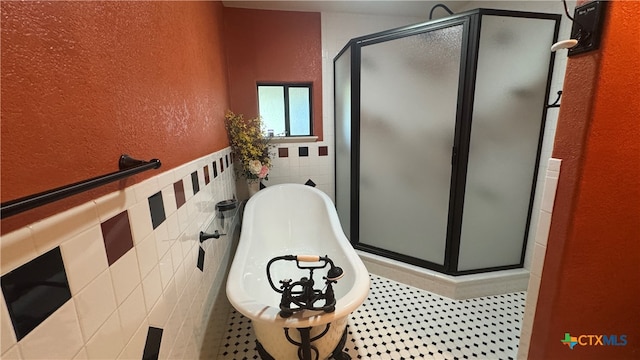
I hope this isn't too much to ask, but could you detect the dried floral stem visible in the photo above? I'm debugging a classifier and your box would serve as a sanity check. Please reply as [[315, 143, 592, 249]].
[[224, 110, 273, 181]]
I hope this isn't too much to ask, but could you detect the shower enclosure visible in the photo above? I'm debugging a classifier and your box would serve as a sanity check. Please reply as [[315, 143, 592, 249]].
[[334, 9, 560, 275]]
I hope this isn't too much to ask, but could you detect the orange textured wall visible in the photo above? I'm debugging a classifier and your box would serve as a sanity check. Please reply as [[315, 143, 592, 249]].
[[530, 1, 640, 358], [1, 1, 230, 233], [223, 7, 323, 139]]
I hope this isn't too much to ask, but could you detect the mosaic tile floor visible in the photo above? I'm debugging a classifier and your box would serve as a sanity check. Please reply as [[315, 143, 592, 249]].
[[217, 274, 526, 359]]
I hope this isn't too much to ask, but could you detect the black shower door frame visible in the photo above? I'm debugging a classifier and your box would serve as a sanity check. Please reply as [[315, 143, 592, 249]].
[[334, 9, 560, 276]]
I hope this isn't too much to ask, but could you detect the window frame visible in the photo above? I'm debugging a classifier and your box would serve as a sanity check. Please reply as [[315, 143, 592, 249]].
[[257, 82, 313, 137]]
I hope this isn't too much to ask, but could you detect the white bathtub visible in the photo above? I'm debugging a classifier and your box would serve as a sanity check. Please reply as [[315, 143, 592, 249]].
[[227, 183, 370, 359]]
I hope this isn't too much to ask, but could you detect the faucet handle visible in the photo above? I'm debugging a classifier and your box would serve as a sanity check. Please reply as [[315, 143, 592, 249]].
[[199, 230, 223, 243], [296, 255, 321, 262], [279, 278, 292, 289]]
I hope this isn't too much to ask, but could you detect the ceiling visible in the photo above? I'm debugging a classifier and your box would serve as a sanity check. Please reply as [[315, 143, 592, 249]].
[[221, 1, 472, 18]]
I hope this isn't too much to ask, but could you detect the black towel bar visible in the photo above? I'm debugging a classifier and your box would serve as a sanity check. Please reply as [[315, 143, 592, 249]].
[[1, 155, 161, 219]]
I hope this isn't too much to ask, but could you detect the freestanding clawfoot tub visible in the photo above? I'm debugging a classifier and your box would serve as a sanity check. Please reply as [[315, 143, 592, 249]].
[[227, 183, 370, 360]]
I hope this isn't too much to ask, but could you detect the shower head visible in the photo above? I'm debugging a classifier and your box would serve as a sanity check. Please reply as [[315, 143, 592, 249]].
[[327, 266, 344, 281]]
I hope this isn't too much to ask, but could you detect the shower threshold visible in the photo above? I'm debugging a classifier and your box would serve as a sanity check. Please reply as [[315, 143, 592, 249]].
[[357, 250, 529, 299]]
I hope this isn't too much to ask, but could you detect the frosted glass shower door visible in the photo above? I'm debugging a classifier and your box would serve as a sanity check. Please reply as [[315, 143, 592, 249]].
[[456, 16, 557, 271], [358, 24, 464, 265]]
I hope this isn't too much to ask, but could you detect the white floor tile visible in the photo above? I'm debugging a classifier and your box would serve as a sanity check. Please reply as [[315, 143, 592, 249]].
[[216, 274, 525, 359]]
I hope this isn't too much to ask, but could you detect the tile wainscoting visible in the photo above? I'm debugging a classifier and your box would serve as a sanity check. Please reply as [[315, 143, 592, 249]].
[[517, 158, 561, 359], [1, 147, 238, 359], [266, 143, 334, 202]]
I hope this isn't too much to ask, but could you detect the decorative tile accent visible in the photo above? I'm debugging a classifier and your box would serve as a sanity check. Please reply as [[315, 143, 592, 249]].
[[305, 179, 316, 187], [173, 180, 186, 209], [220, 158, 224, 172], [225, 154, 229, 168], [100, 211, 134, 266], [299, 146, 309, 157], [204, 166, 210, 185], [1, 247, 72, 341], [197, 247, 205, 271], [190, 172, 200, 196], [319, 146, 328, 156], [148, 192, 166, 230], [213, 162, 218, 178], [218, 274, 525, 359], [260, 182, 267, 190], [278, 148, 289, 158], [142, 327, 163, 360], [230, 152, 234, 164]]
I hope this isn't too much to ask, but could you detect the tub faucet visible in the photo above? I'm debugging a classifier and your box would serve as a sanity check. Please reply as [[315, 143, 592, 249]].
[[266, 255, 344, 318], [199, 230, 223, 243]]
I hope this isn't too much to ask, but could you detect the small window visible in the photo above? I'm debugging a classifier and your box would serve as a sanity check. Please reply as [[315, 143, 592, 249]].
[[258, 84, 312, 137]]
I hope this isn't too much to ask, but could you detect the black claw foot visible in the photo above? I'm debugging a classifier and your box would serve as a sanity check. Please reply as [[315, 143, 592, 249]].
[[330, 328, 350, 360]]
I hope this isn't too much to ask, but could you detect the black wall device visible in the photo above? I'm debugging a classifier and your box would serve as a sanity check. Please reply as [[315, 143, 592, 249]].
[[568, 1, 607, 56]]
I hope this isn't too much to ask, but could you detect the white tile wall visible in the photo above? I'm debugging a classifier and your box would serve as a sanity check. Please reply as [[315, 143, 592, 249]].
[[74, 270, 117, 341], [18, 301, 84, 359], [128, 201, 154, 245], [30, 201, 100, 256], [0, 227, 37, 276], [267, 143, 334, 196], [72, 347, 88, 359], [518, 157, 562, 359], [94, 187, 137, 223], [110, 248, 142, 305], [136, 232, 159, 278], [1, 147, 238, 359], [85, 311, 125, 360], [1, 294, 17, 354], [142, 265, 163, 312], [118, 285, 147, 341], [60, 226, 109, 295], [2, 345, 20, 360], [117, 319, 148, 360]]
